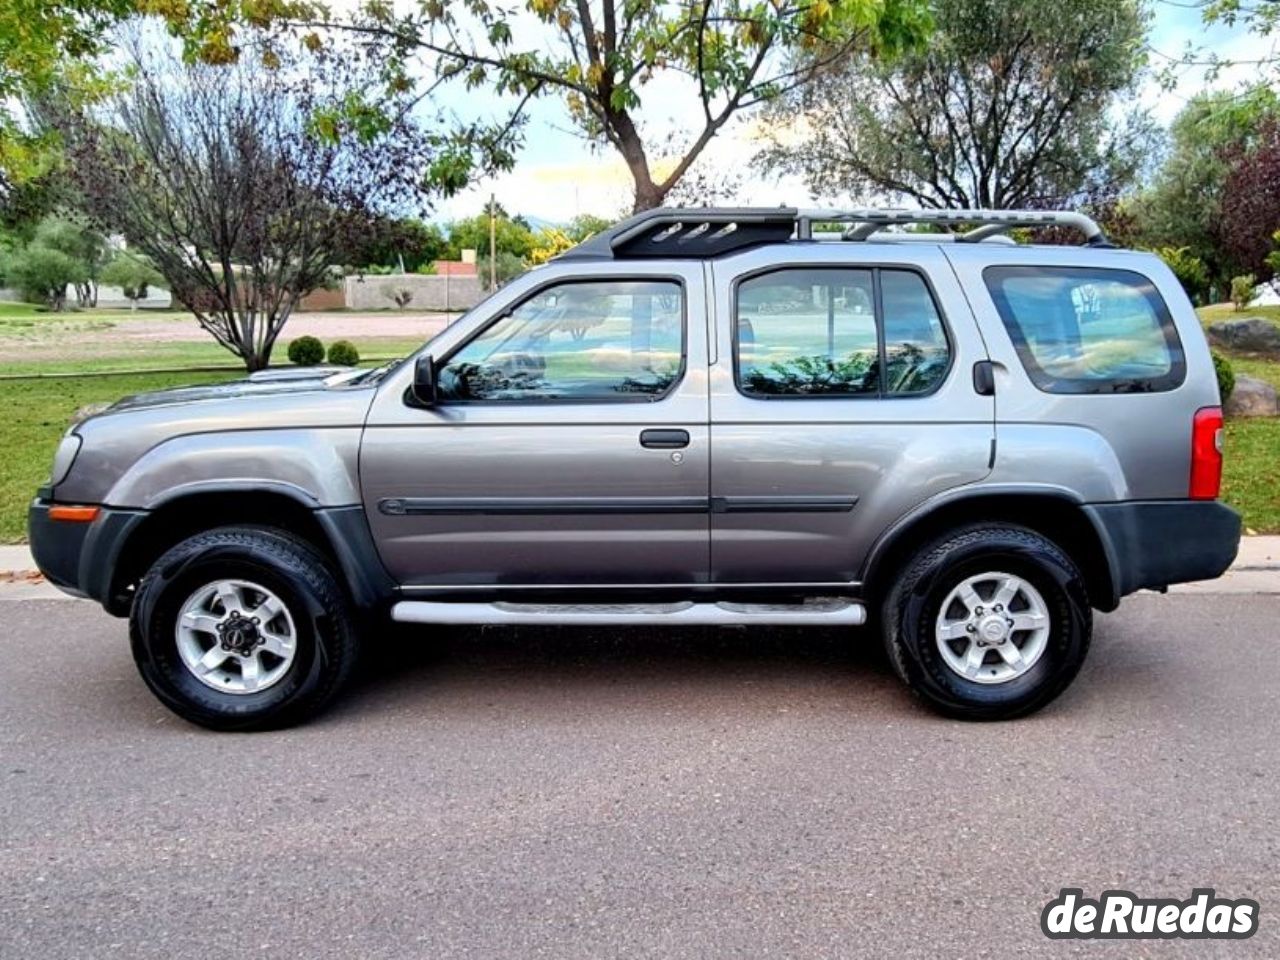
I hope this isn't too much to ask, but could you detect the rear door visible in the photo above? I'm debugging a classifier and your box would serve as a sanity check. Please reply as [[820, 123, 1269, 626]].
[[707, 244, 994, 586], [361, 261, 710, 589]]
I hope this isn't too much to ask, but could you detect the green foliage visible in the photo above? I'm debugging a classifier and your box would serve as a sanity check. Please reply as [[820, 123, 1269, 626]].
[[216, 0, 930, 209], [287, 335, 325, 365], [759, 0, 1150, 209], [567, 214, 613, 242], [1129, 88, 1280, 285], [445, 213, 535, 261], [327, 339, 359, 365], [1231, 275, 1257, 312], [358, 218, 447, 273], [0, 215, 100, 310], [1155, 247, 1211, 303], [476, 251, 528, 291], [1213, 351, 1236, 402], [99, 251, 164, 303], [2, 245, 84, 309]]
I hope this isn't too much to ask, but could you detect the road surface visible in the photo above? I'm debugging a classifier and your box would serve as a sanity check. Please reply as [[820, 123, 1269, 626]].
[[1, 594, 1277, 958]]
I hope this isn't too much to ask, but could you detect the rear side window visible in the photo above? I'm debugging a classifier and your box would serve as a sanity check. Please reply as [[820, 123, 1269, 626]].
[[735, 267, 950, 398], [984, 266, 1185, 394]]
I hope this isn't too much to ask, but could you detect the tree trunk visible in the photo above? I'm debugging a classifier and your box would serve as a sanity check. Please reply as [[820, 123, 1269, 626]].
[[632, 180, 667, 213]]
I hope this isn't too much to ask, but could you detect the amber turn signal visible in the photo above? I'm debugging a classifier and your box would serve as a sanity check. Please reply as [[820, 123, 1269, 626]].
[[48, 505, 100, 523]]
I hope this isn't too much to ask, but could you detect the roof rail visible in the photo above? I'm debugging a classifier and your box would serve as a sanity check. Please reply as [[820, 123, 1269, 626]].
[[556, 206, 1111, 261]]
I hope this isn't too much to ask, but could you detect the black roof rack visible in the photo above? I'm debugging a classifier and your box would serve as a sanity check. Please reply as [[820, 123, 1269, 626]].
[[556, 206, 1112, 261]]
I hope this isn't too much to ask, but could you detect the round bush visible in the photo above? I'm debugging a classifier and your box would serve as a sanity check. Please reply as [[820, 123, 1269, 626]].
[[1212, 351, 1235, 402], [327, 339, 360, 366], [287, 335, 325, 366]]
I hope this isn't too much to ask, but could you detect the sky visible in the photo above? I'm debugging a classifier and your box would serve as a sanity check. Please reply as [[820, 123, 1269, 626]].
[[423, 2, 1276, 224]]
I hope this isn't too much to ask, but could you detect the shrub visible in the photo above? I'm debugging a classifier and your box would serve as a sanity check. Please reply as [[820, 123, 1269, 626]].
[[1212, 351, 1235, 402], [287, 335, 325, 365], [1230, 275, 1257, 311], [385, 287, 413, 309], [1154, 246, 1209, 303], [327, 339, 360, 366]]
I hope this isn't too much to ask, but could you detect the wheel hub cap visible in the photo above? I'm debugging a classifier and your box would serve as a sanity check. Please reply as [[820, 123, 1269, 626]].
[[978, 615, 1008, 644], [218, 612, 261, 654]]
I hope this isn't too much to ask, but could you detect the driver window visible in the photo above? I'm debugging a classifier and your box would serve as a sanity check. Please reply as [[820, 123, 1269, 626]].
[[438, 279, 684, 402]]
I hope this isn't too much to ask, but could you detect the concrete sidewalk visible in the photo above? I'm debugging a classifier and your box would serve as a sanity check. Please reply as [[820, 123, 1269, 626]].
[[4, 537, 1279, 593]]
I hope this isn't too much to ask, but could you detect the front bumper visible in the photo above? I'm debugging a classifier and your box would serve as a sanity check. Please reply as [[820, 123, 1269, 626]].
[[28, 499, 147, 612], [1084, 500, 1241, 600]]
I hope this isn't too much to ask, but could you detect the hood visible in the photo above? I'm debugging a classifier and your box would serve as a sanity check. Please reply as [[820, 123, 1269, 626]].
[[109, 367, 352, 413]]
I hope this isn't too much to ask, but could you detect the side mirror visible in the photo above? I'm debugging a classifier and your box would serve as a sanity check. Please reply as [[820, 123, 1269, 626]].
[[411, 354, 438, 407]]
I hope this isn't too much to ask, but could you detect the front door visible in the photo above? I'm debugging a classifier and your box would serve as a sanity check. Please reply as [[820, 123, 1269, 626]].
[[361, 263, 710, 589], [708, 245, 995, 586]]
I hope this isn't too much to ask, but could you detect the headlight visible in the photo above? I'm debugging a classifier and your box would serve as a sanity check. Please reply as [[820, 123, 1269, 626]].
[[49, 433, 82, 487]]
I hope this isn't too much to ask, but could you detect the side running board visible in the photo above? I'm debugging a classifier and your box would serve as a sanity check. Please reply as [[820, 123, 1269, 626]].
[[390, 599, 866, 627]]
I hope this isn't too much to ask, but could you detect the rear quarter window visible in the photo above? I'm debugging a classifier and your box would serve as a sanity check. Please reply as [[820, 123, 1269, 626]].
[[983, 265, 1186, 394]]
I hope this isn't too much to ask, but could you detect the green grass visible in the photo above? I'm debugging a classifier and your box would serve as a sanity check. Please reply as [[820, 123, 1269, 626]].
[[1199, 302, 1280, 328], [1223, 418, 1280, 534], [1191, 305, 1280, 531], [0, 371, 235, 542]]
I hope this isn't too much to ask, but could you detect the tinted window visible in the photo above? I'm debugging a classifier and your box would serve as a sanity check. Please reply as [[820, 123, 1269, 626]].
[[736, 268, 950, 397], [984, 266, 1185, 394], [439, 280, 683, 402], [881, 270, 951, 395]]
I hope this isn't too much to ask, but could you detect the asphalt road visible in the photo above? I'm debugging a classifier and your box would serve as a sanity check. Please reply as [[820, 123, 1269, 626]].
[[2, 594, 1278, 959]]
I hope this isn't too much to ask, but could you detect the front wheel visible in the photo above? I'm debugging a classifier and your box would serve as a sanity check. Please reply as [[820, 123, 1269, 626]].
[[130, 526, 360, 731], [882, 525, 1092, 720]]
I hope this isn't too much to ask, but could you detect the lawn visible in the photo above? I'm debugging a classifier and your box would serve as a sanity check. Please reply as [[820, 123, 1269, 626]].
[[1198, 302, 1280, 327], [1195, 304, 1280, 533], [0, 371, 235, 542]]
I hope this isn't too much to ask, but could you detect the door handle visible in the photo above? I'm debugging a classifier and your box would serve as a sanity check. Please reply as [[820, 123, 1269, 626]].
[[640, 429, 690, 449], [973, 360, 995, 396]]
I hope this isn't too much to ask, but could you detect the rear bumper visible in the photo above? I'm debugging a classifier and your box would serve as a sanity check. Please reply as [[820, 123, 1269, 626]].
[[28, 499, 147, 612], [1084, 500, 1241, 601]]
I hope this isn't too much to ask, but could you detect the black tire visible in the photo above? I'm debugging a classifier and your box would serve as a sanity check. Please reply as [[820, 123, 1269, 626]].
[[129, 526, 360, 731], [881, 524, 1091, 720]]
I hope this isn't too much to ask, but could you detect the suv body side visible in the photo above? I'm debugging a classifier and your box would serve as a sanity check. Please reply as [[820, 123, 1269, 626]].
[[29, 234, 1237, 619]]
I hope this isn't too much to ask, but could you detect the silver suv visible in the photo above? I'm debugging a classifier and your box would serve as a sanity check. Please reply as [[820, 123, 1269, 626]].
[[29, 208, 1240, 729]]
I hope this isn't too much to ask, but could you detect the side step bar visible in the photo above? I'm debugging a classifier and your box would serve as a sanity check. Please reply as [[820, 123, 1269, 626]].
[[390, 599, 866, 627]]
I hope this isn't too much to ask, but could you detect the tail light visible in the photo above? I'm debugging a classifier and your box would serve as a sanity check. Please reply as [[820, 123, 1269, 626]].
[[1189, 406, 1224, 500]]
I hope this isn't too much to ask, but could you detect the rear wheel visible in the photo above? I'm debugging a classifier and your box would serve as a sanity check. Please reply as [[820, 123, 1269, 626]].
[[882, 525, 1091, 720], [130, 526, 360, 731]]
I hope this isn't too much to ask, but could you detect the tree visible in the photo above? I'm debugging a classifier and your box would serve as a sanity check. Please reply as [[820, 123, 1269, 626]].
[[100, 250, 164, 309], [57, 32, 474, 371], [759, 0, 1153, 210], [445, 213, 535, 261], [3, 245, 85, 310], [1218, 118, 1280, 283], [208, 0, 932, 212], [1128, 88, 1278, 286], [26, 215, 107, 306], [356, 218, 448, 274], [0, 214, 101, 309]]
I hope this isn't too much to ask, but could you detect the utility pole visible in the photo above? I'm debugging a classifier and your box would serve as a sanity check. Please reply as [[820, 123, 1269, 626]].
[[489, 192, 497, 291]]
